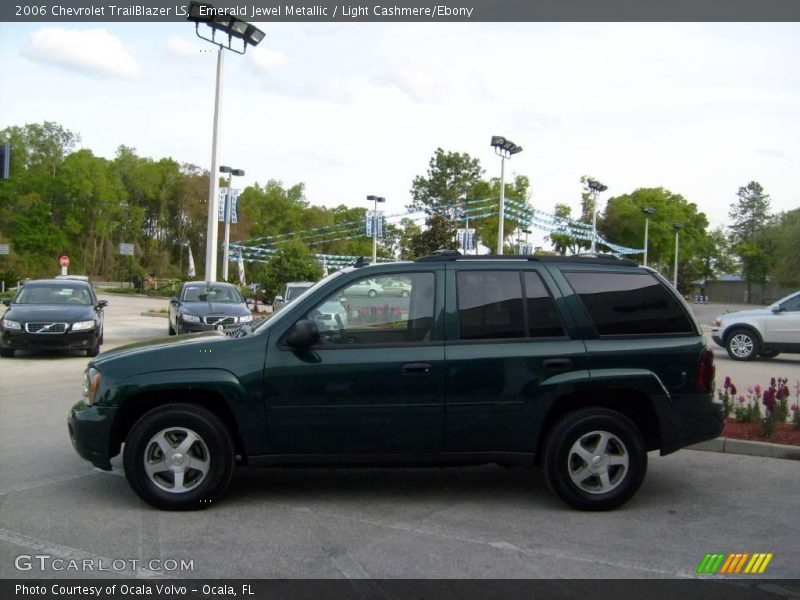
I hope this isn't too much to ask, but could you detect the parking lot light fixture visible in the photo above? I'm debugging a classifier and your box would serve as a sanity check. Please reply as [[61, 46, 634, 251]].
[[586, 178, 608, 254], [220, 166, 245, 281], [673, 222, 684, 288], [188, 1, 264, 282], [367, 195, 385, 264], [642, 206, 655, 267], [490, 135, 523, 255]]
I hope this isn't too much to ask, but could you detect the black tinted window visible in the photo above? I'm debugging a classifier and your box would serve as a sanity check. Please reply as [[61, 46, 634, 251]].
[[457, 271, 525, 340], [564, 271, 694, 335], [523, 272, 565, 338]]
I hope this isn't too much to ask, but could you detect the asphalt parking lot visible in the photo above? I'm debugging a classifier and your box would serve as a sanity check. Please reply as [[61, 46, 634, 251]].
[[1, 295, 798, 579]]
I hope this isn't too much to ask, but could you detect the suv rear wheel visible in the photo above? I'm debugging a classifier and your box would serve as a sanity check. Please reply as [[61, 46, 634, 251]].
[[123, 403, 235, 510], [543, 408, 647, 511], [725, 328, 760, 361]]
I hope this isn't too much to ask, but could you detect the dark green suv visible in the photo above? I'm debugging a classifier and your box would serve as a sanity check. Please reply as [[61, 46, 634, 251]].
[[68, 253, 721, 511]]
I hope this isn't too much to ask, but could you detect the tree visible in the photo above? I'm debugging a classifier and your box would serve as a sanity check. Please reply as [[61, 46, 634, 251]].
[[771, 208, 800, 286], [409, 148, 484, 216], [408, 215, 458, 258], [397, 218, 422, 260], [263, 240, 323, 298], [697, 227, 736, 288], [548, 203, 588, 256], [728, 181, 772, 302], [599, 188, 709, 290]]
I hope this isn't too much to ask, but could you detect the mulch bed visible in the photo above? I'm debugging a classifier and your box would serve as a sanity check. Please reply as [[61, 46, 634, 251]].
[[722, 419, 800, 447]]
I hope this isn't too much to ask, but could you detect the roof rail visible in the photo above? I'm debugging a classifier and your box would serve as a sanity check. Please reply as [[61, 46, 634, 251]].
[[415, 250, 640, 267]]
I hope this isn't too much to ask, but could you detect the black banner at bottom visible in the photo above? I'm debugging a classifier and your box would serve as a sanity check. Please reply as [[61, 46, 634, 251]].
[[4, 579, 800, 600]]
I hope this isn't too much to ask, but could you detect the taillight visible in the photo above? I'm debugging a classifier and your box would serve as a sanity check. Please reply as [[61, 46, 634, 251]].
[[697, 349, 715, 392]]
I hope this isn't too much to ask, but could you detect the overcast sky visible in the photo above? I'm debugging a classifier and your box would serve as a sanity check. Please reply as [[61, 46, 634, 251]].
[[1, 21, 798, 247]]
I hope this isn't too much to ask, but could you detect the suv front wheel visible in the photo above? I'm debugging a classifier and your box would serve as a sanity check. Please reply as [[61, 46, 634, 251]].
[[725, 328, 760, 361], [123, 403, 235, 510], [543, 408, 647, 511]]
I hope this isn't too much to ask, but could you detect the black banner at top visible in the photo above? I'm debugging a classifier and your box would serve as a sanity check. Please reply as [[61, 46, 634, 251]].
[[3, 0, 800, 23]]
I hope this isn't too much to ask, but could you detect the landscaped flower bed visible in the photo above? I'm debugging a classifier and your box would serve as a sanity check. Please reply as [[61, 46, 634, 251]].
[[717, 376, 800, 447]]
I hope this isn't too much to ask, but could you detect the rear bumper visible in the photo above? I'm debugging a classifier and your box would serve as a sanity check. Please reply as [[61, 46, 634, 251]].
[[662, 394, 724, 455], [68, 401, 118, 470]]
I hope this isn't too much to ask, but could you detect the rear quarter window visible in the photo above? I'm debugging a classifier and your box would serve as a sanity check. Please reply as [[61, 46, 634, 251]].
[[563, 271, 694, 335]]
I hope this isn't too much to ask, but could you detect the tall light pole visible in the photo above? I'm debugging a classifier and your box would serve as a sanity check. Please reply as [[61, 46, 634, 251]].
[[521, 228, 531, 255], [673, 223, 683, 289], [490, 135, 523, 255], [220, 166, 244, 281], [367, 195, 385, 264], [587, 178, 608, 254], [642, 206, 655, 267], [187, 2, 264, 282]]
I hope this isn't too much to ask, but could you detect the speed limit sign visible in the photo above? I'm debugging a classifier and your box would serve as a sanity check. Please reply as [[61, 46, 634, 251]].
[[59, 255, 70, 267]]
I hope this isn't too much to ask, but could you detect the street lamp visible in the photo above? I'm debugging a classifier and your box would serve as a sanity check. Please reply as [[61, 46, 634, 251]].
[[187, 1, 264, 282], [673, 223, 684, 289], [586, 178, 608, 254], [490, 135, 523, 255], [520, 228, 531, 255], [219, 166, 244, 281], [367, 195, 385, 264], [641, 206, 655, 267]]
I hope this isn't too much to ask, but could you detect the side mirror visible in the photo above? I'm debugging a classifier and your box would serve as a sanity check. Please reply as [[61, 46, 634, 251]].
[[286, 320, 320, 348], [170, 297, 179, 303], [1, 298, 10, 306], [97, 300, 109, 308], [772, 305, 784, 314], [274, 295, 284, 303]]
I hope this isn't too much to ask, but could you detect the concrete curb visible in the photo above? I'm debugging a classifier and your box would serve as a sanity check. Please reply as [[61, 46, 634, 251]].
[[688, 438, 800, 460]]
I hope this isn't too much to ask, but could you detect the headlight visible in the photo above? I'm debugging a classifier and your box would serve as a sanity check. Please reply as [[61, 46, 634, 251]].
[[1, 318, 21, 330], [714, 318, 722, 327], [181, 313, 201, 323], [239, 314, 253, 323], [71, 320, 96, 331], [82, 368, 101, 406]]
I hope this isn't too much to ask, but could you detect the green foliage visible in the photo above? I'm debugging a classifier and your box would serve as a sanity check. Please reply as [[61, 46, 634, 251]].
[[409, 148, 484, 216], [599, 188, 709, 290], [728, 181, 773, 301], [771, 208, 800, 287], [408, 215, 458, 258], [263, 240, 323, 299]]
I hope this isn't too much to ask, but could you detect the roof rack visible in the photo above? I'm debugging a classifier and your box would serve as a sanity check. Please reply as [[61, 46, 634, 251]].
[[415, 250, 639, 267]]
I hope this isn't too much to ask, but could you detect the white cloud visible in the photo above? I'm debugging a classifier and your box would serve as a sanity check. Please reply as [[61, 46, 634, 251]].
[[166, 35, 205, 59], [250, 48, 288, 74], [22, 27, 139, 79]]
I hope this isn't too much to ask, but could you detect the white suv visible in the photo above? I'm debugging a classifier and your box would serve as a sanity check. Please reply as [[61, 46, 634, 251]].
[[711, 290, 800, 360]]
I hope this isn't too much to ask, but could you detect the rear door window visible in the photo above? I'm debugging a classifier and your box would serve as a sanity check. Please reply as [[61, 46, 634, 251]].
[[563, 271, 694, 335]]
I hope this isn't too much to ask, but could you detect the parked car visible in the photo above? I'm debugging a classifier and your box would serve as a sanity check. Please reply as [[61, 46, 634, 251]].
[[272, 281, 314, 312], [1, 279, 107, 357], [168, 282, 252, 335], [711, 290, 800, 360], [377, 278, 412, 297], [69, 252, 721, 511], [344, 279, 383, 297]]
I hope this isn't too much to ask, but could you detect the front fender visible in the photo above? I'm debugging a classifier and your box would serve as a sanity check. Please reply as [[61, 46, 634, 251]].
[[107, 368, 269, 457]]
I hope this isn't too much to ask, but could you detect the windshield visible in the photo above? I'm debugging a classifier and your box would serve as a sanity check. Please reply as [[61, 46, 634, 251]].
[[14, 284, 93, 306], [182, 285, 244, 303]]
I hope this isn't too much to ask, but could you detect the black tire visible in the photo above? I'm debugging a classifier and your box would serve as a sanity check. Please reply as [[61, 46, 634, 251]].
[[168, 320, 176, 336], [401, 290, 409, 298], [123, 403, 234, 510], [86, 343, 100, 357], [0, 348, 14, 358], [543, 408, 647, 511], [368, 289, 377, 298], [759, 350, 780, 359], [725, 328, 760, 361]]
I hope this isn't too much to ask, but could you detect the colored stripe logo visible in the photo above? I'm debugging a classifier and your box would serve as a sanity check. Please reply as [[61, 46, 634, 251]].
[[697, 553, 773, 574]]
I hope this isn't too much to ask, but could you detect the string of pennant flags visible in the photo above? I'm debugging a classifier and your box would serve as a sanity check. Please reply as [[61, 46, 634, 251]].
[[227, 195, 643, 268]]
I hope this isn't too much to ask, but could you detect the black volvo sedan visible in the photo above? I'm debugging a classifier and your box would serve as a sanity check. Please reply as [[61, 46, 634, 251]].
[[168, 281, 252, 335], [0, 279, 107, 357]]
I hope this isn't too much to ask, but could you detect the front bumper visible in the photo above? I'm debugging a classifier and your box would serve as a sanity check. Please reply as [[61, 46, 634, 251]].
[[179, 320, 246, 333], [2, 329, 98, 351], [68, 401, 118, 470], [710, 328, 723, 347]]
